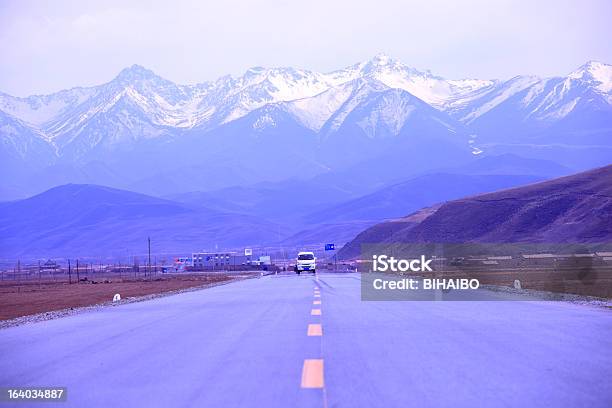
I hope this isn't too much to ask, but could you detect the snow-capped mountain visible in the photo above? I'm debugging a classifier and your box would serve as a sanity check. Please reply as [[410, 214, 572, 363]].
[[453, 61, 612, 143], [343, 54, 497, 110], [1, 55, 611, 199], [568, 61, 612, 102], [0, 87, 97, 129], [0, 54, 492, 148]]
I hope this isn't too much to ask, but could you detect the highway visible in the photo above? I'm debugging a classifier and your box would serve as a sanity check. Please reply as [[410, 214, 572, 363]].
[[0, 272, 611, 407]]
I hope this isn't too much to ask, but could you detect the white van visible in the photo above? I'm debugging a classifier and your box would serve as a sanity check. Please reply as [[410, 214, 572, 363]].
[[295, 252, 316, 274]]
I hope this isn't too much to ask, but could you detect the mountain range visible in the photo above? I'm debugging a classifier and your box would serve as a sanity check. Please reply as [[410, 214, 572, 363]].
[[0, 169, 554, 260], [2, 55, 611, 200], [338, 165, 612, 260], [0, 184, 280, 260]]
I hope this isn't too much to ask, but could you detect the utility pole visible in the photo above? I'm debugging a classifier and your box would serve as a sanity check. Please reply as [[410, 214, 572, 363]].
[[68, 259, 72, 284], [147, 237, 151, 279], [76, 259, 80, 282]]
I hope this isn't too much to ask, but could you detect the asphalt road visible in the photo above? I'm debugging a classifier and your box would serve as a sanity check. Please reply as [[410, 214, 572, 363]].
[[0, 273, 611, 407]]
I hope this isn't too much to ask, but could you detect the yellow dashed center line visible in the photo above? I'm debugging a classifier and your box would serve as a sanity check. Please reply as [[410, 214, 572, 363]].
[[302, 286, 325, 395], [307, 323, 323, 336], [301, 359, 324, 388]]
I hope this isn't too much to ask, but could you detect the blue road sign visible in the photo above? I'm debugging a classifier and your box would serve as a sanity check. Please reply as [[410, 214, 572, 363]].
[[325, 243, 335, 251]]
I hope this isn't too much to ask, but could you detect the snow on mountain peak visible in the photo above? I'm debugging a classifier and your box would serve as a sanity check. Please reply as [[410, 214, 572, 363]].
[[568, 60, 612, 94], [361, 54, 417, 75], [116, 64, 158, 82], [368, 53, 395, 66], [354, 55, 496, 108], [1, 56, 610, 152], [0, 55, 501, 134]]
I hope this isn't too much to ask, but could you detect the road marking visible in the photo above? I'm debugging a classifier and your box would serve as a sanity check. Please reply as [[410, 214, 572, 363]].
[[313, 300, 321, 305], [307, 323, 323, 336], [311, 309, 321, 316], [301, 359, 324, 388], [314, 294, 320, 298]]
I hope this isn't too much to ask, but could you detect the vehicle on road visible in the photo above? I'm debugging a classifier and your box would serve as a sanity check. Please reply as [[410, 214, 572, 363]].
[[295, 252, 316, 274]]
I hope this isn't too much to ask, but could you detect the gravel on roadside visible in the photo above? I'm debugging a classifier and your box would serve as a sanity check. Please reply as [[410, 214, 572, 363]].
[[0, 274, 256, 330]]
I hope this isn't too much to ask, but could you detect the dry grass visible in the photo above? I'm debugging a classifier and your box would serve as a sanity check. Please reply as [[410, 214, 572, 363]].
[[0, 273, 238, 320]]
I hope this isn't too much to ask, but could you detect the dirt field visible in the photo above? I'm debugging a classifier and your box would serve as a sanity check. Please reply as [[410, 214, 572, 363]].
[[0, 273, 243, 321]]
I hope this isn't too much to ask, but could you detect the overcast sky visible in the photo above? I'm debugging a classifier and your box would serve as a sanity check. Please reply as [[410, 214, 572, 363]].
[[1, 0, 611, 96]]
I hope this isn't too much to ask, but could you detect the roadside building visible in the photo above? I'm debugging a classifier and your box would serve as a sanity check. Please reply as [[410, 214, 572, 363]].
[[186, 251, 274, 271], [192, 252, 243, 270]]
